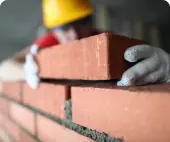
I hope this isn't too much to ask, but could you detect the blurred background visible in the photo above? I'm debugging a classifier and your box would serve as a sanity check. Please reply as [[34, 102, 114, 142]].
[[0, 0, 170, 61]]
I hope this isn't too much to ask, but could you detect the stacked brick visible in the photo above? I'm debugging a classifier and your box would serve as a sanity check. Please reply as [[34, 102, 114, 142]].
[[0, 33, 168, 142]]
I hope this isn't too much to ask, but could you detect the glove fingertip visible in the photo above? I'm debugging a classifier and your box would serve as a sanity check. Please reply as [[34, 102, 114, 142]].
[[166, 79, 170, 83], [117, 81, 124, 86], [117, 81, 129, 87], [29, 81, 39, 89], [26, 54, 34, 61], [30, 45, 39, 55], [124, 51, 138, 63], [26, 74, 40, 89], [117, 78, 133, 86]]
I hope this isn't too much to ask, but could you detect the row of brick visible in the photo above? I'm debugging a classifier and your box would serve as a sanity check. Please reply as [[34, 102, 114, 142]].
[[0, 33, 146, 142], [0, 114, 37, 142], [0, 98, 37, 142], [1, 82, 69, 119], [72, 84, 170, 142], [0, 97, 94, 142], [2, 81, 170, 142]]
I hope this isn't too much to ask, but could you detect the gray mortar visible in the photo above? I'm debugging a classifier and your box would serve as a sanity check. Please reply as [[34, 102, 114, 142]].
[[0, 94, 122, 142], [0, 125, 15, 142], [65, 99, 72, 121], [63, 120, 122, 142], [64, 99, 122, 142]]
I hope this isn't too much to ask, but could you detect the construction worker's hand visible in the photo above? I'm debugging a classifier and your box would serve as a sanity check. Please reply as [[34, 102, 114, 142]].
[[24, 45, 40, 89], [117, 45, 170, 86]]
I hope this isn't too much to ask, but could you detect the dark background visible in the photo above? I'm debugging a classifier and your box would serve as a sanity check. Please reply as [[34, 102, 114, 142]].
[[0, 0, 170, 61]]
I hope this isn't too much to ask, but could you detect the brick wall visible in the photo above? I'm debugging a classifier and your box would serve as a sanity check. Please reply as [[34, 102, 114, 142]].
[[0, 33, 169, 142]]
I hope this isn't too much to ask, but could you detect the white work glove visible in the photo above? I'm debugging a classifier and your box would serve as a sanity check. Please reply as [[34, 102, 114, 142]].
[[24, 45, 40, 89], [117, 45, 170, 86]]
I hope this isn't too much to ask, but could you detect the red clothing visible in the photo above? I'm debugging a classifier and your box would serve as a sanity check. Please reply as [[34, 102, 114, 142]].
[[33, 31, 59, 48], [33, 29, 101, 49]]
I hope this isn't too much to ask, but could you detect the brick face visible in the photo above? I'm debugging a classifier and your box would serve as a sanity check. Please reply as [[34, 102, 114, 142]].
[[0, 114, 5, 126], [0, 98, 9, 116], [0, 114, 37, 142], [9, 103, 35, 135], [23, 83, 69, 119], [37, 33, 143, 80], [19, 131, 38, 142], [2, 82, 22, 101], [72, 84, 170, 142], [3, 116, 20, 141], [0, 82, 3, 93], [2, 31, 168, 142], [0, 114, 20, 141], [37, 115, 94, 142], [0, 127, 11, 142]]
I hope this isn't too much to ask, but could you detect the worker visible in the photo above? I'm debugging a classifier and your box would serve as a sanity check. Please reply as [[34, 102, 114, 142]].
[[1, 0, 170, 89], [24, 0, 100, 88]]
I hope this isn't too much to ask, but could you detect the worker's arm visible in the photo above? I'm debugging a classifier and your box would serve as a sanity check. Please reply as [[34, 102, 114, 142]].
[[0, 31, 58, 83], [0, 46, 30, 81], [12, 46, 30, 63], [24, 31, 59, 89], [117, 45, 170, 86], [14, 31, 59, 61]]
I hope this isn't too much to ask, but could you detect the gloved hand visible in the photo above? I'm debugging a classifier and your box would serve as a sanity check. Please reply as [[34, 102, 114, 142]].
[[24, 45, 40, 89], [117, 45, 170, 86]]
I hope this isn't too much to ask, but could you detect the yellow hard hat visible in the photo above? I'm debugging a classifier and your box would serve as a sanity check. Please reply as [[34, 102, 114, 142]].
[[42, 0, 93, 28]]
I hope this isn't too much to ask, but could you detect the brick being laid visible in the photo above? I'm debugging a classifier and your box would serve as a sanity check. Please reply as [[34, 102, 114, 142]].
[[37, 32, 144, 80]]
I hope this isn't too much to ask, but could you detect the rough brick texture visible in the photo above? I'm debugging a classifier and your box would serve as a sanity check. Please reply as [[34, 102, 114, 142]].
[[9, 103, 36, 135], [2, 82, 22, 101], [37, 33, 144, 80], [23, 83, 69, 119], [0, 127, 11, 142], [0, 98, 9, 116], [0, 114, 37, 142], [2, 32, 168, 142], [1, 115, 20, 140], [0, 82, 3, 93], [37, 115, 94, 142], [72, 83, 170, 142], [19, 131, 38, 142]]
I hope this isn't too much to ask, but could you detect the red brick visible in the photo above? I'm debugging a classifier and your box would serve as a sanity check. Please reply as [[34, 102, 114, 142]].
[[0, 114, 20, 140], [23, 83, 69, 119], [4, 118, 20, 140], [0, 114, 5, 125], [9, 103, 35, 134], [2, 82, 22, 101], [72, 83, 170, 142], [37, 115, 94, 142], [0, 114, 37, 142], [0, 82, 3, 93], [0, 98, 9, 116], [19, 131, 37, 142], [37, 33, 144, 80], [0, 127, 11, 142]]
